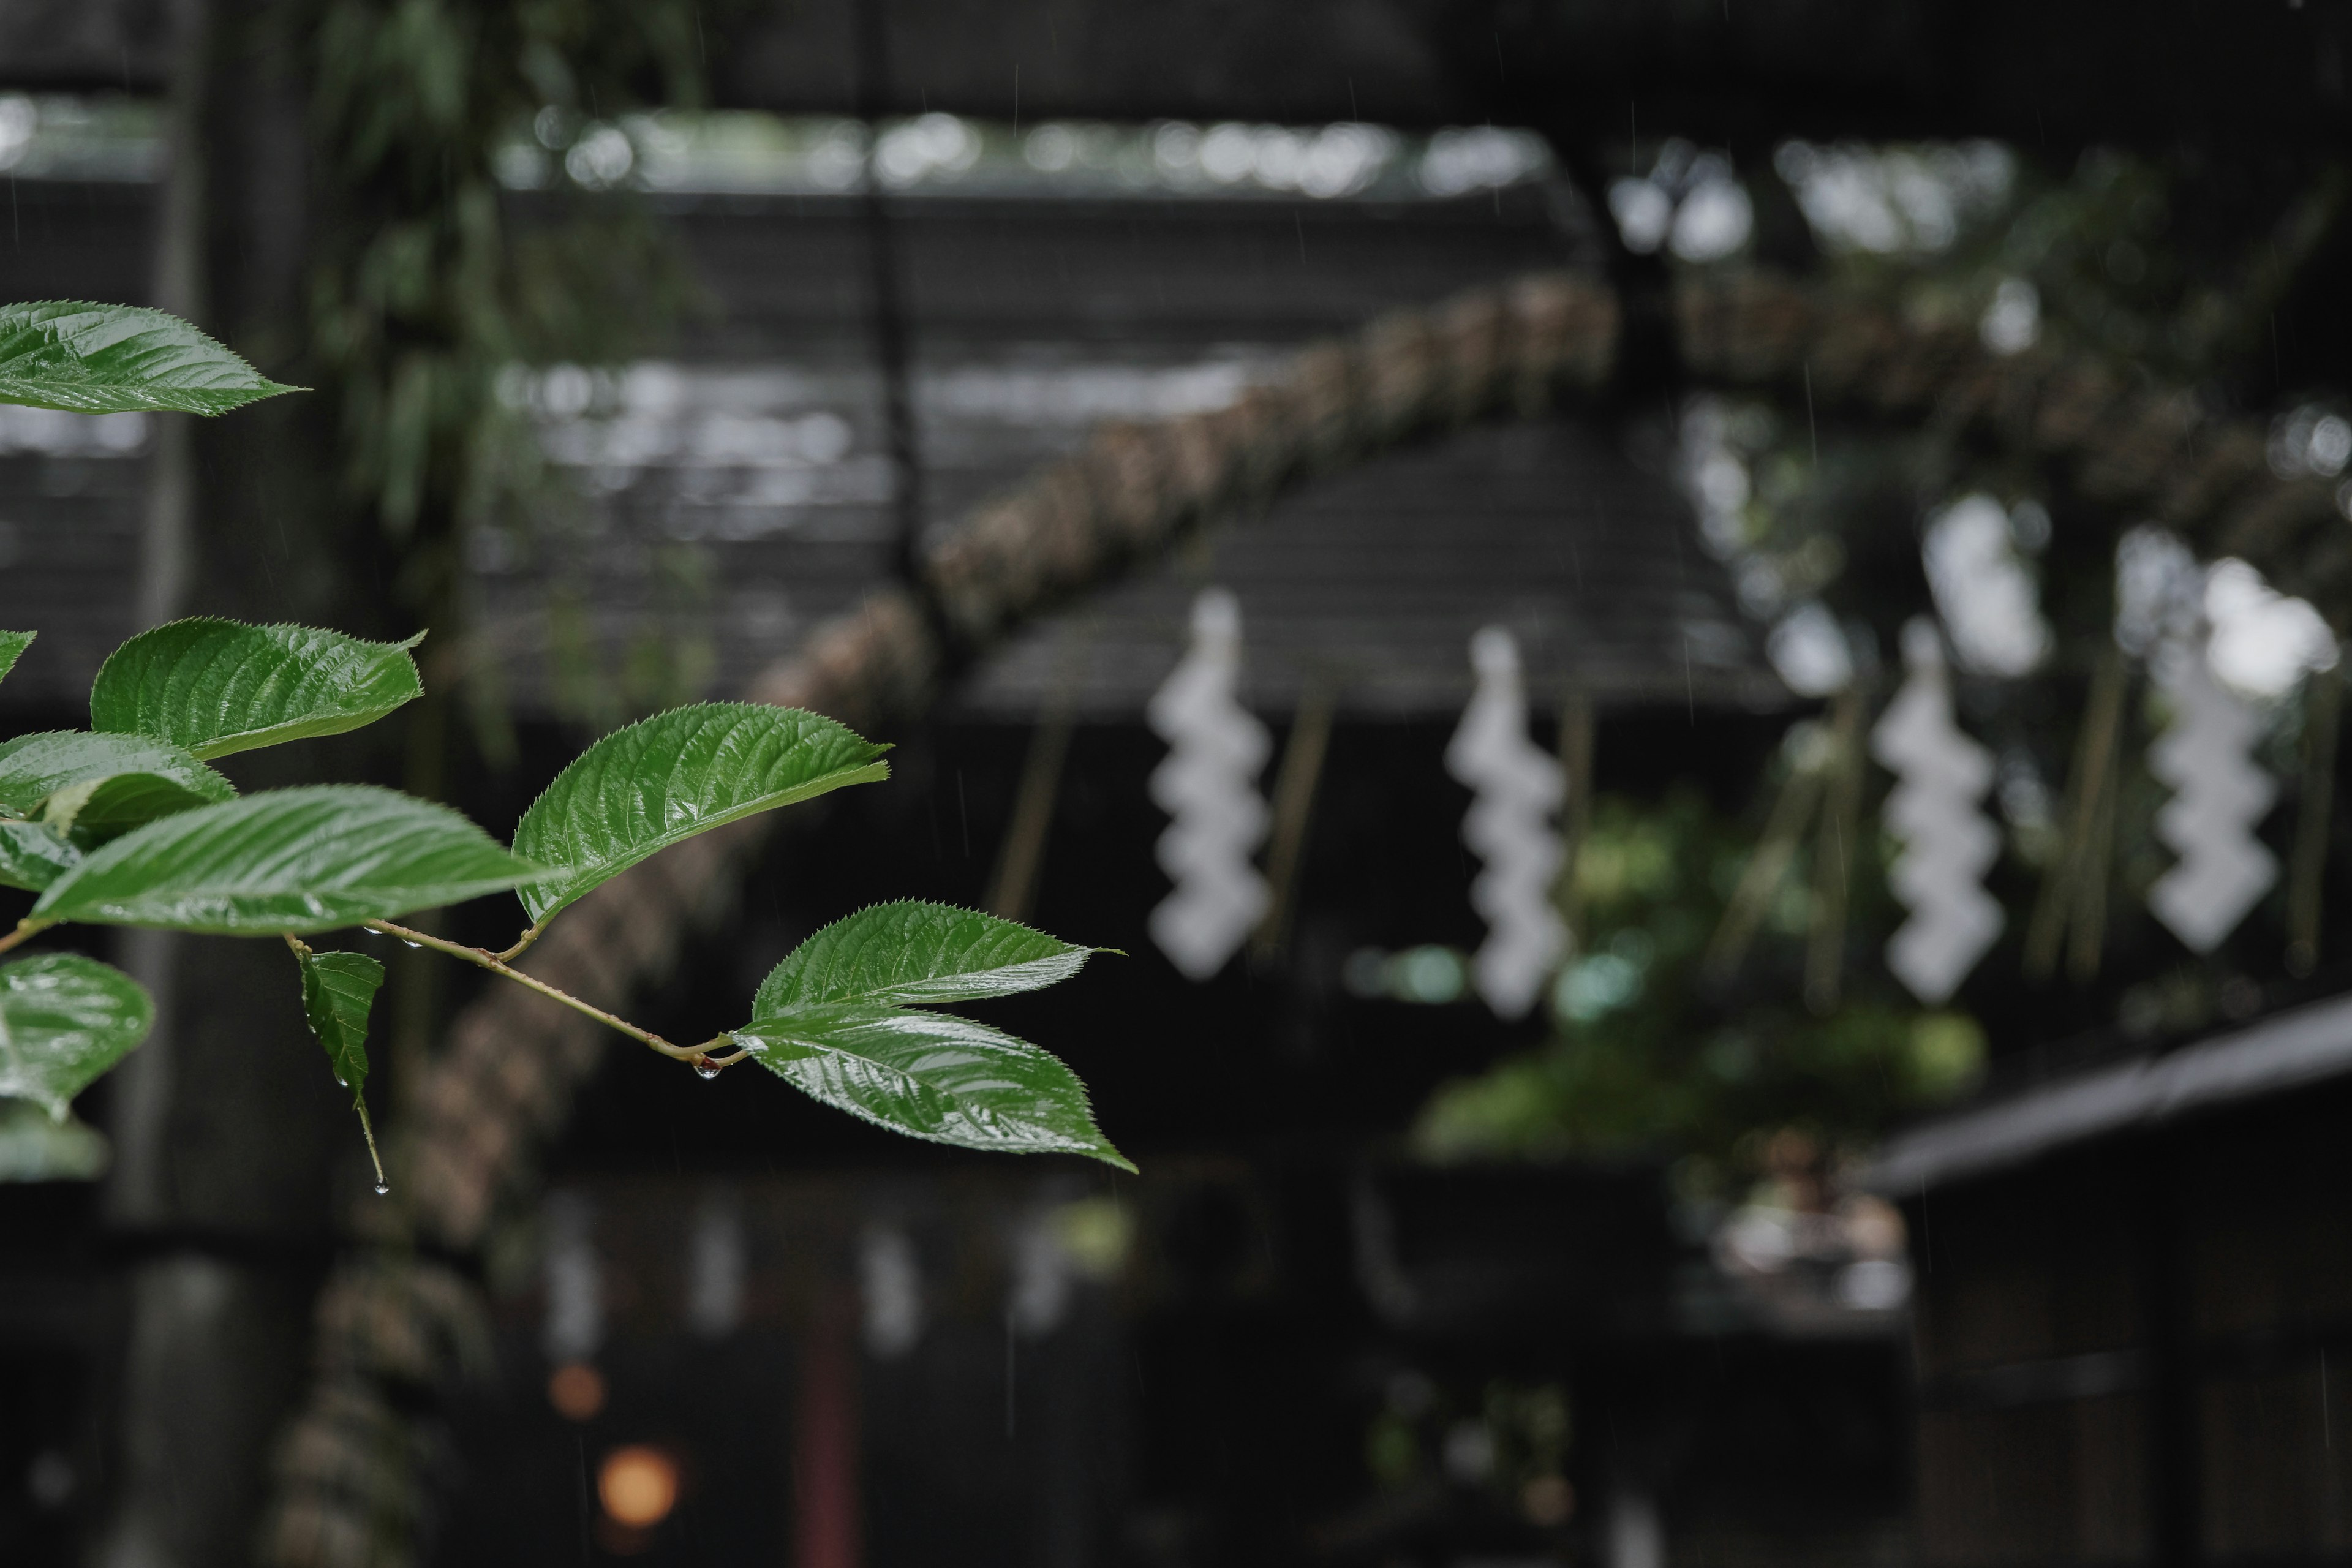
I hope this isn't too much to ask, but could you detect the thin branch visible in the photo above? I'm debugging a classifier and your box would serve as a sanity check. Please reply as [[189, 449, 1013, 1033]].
[[490, 922, 545, 965], [363, 918, 711, 1065], [0, 918, 55, 957], [352, 1095, 386, 1191]]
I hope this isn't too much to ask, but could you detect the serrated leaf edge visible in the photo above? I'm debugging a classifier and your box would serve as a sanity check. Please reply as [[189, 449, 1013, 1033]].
[[737, 1006, 1133, 1171], [90, 617, 426, 761], [512, 702, 891, 928], [0, 301, 303, 415], [753, 898, 1112, 1013]]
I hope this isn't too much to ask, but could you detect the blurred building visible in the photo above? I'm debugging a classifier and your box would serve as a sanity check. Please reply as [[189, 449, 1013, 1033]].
[[1874, 989, 2352, 1562], [7, 4, 2345, 1566], [0, 85, 1936, 1568]]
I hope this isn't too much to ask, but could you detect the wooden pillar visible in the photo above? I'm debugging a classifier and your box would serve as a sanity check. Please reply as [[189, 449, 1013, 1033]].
[[795, 1301, 864, 1568]]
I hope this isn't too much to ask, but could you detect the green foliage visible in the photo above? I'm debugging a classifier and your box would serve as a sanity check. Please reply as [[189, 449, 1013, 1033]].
[[92, 620, 426, 759], [1415, 791, 1983, 1175], [0, 606, 1114, 1168], [32, 786, 547, 935], [54, 774, 245, 852], [0, 954, 153, 1119], [738, 903, 1126, 1169], [0, 823, 80, 894], [293, 944, 386, 1168], [512, 703, 889, 927], [298, 949, 385, 1098], [0, 731, 235, 818], [754, 900, 1104, 1011], [0, 301, 300, 415], [295, 0, 708, 766], [0, 302, 1118, 1176], [742, 1005, 1129, 1169]]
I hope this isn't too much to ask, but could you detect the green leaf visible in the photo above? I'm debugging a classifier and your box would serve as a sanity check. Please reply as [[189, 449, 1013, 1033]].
[[0, 1098, 111, 1182], [0, 301, 300, 415], [296, 948, 383, 1098], [512, 703, 889, 929], [45, 772, 228, 850], [737, 1001, 1131, 1170], [91, 619, 425, 760], [0, 822, 78, 893], [755, 901, 1104, 1014], [0, 631, 31, 690], [0, 730, 235, 818], [33, 785, 549, 934], [0, 954, 153, 1119]]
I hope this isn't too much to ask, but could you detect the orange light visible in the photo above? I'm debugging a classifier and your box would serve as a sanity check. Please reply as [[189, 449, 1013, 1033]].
[[1521, 1474, 1575, 1526], [548, 1362, 606, 1422], [598, 1446, 680, 1529]]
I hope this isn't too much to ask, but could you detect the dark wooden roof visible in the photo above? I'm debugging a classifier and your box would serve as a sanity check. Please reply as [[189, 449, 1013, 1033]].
[[0, 174, 1776, 718], [477, 185, 1773, 717], [6, 0, 2339, 152], [1868, 989, 2352, 1196], [958, 416, 1775, 717]]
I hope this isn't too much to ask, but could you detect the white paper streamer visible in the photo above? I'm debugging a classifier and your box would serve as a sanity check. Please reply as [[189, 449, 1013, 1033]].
[[1445, 628, 1567, 1019], [1148, 589, 1271, 979], [1873, 620, 2003, 1003], [686, 1188, 745, 1340], [859, 1223, 925, 1359], [541, 1191, 603, 1364], [2147, 631, 2277, 952]]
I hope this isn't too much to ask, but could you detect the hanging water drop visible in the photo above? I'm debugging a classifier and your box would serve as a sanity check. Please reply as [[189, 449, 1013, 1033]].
[[400, 940, 423, 949], [373, 1180, 390, 1196], [693, 1058, 721, 1080]]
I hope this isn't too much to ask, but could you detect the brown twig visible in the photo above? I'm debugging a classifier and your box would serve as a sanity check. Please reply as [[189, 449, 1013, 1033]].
[[0, 918, 54, 957], [362, 917, 726, 1068]]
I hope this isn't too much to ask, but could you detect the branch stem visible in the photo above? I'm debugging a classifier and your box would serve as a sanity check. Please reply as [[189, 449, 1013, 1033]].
[[491, 922, 545, 965], [364, 918, 710, 1065], [0, 918, 55, 957]]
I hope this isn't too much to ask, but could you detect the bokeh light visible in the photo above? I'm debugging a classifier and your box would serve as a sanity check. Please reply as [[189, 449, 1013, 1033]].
[[547, 1361, 606, 1422], [598, 1445, 680, 1529]]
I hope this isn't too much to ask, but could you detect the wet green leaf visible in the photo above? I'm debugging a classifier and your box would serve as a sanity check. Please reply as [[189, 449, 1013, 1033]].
[[736, 1001, 1131, 1170], [0, 301, 300, 415], [0, 822, 78, 893], [0, 730, 234, 818], [34, 785, 549, 934], [0, 631, 31, 690], [43, 772, 232, 850], [0, 954, 153, 1119], [297, 948, 383, 1098], [512, 702, 888, 928], [755, 900, 1104, 1013], [91, 619, 424, 760]]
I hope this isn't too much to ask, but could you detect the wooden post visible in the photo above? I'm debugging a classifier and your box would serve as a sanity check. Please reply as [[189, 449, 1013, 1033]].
[[2287, 656, 2343, 975], [1250, 679, 1336, 967], [987, 701, 1078, 924], [2026, 646, 2127, 983], [794, 1300, 864, 1568], [1805, 685, 1865, 1013]]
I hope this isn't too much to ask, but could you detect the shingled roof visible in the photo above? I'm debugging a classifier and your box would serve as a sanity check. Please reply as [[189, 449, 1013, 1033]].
[[0, 172, 1777, 719]]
